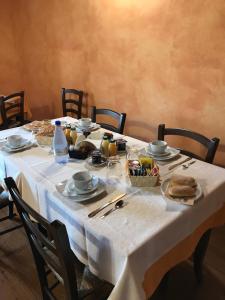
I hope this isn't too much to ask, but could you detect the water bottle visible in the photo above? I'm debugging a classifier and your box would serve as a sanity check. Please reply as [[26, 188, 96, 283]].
[[53, 120, 69, 163]]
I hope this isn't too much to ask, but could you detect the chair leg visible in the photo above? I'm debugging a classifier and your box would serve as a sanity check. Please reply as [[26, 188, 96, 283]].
[[8, 201, 15, 219], [193, 229, 212, 283]]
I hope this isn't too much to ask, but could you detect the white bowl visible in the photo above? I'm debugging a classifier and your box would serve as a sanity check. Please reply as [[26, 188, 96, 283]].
[[78, 118, 92, 128], [149, 140, 167, 154], [7, 135, 23, 148]]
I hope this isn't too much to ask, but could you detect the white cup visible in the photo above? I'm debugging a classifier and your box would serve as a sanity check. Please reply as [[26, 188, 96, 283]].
[[72, 171, 93, 191], [7, 135, 23, 148], [149, 140, 167, 154], [78, 118, 92, 128]]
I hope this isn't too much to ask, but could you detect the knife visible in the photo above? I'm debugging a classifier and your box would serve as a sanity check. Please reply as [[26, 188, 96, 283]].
[[168, 157, 192, 170], [88, 193, 126, 218]]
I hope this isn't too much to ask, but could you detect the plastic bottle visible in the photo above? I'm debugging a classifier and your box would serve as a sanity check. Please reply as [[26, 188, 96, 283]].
[[53, 120, 69, 163], [100, 136, 109, 157], [70, 126, 77, 145]]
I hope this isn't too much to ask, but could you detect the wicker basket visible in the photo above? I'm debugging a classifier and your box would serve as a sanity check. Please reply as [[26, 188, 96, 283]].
[[128, 174, 159, 187], [126, 159, 159, 187]]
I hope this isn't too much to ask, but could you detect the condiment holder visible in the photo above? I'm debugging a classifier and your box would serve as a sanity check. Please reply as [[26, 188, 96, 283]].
[[127, 156, 159, 187]]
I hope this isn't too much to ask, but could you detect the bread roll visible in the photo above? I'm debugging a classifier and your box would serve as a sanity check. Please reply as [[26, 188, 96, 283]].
[[168, 185, 196, 197], [170, 175, 196, 187]]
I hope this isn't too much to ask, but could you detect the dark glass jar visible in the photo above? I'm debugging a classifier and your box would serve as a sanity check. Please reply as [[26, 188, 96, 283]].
[[116, 139, 127, 151], [91, 150, 102, 164]]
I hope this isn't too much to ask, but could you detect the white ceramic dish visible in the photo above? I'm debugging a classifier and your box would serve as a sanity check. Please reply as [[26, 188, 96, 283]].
[[78, 118, 92, 127], [146, 146, 180, 161], [149, 140, 167, 154], [68, 176, 99, 195], [161, 177, 202, 205], [146, 148, 170, 157], [6, 138, 29, 149], [2, 140, 33, 152], [55, 178, 106, 202], [75, 123, 101, 132]]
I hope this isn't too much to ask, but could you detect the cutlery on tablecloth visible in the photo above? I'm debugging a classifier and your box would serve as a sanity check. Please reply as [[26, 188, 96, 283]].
[[100, 200, 124, 219], [168, 157, 192, 170], [182, 160, 196, 169], [88, 193, 126, 218]]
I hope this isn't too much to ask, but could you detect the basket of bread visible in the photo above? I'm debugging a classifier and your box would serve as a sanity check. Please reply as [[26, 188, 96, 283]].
[[35, 124, 55, 146], [161, 174, 202, 205], [127, 156, 159, 187], [23, 120, 51, 132]]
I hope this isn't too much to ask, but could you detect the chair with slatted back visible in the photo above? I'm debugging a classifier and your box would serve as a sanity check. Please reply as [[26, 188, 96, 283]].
[[158, 124, 220, 282], [5, 177, 113, 300], [90, 106, 126, 134], [0, 91, 25, 130], [158, 124, 219, 163], [62, 88, 84, 119]]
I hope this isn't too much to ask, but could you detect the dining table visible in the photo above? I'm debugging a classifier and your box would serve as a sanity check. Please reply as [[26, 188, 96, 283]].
[[0, 116, 225, 300]]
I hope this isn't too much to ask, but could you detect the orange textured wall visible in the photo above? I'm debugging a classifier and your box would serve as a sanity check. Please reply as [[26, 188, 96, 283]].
[[1, 0, 225, 165], [0, 1, 23, 94]]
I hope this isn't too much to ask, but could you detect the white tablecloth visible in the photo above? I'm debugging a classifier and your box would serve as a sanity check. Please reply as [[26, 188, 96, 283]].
[[1, 116, 225, 300]]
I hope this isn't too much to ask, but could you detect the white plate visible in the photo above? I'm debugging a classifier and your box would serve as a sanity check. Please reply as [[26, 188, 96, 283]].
[[67, 176, 99, 195], [2, 141, 33, 152], [5, 138, 29, 149], [146, 148, 170, 157], [146, 146, 180, 161], [161, 177, 202, 205], [55, 178, 106, 202]]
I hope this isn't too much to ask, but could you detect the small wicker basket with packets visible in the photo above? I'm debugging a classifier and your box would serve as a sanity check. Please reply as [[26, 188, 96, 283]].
[[127, 156, 159, 187]]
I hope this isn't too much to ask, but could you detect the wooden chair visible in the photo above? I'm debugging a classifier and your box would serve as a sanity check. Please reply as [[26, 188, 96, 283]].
[[0, 91, 26, 130], [91, 106, 126, 134], [0, 187, 22, 235], [158, 124, 219, 163], [5, 177, 113, 300], [158, 124, 220, 283], [62, 88, 84, 119]]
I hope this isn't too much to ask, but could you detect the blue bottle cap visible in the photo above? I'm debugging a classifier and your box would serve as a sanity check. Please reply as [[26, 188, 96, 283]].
[[55, 120, 61, 126]]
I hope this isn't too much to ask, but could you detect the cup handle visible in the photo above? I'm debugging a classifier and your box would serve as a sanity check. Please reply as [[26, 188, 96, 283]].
[[87, 182, 93, 190]]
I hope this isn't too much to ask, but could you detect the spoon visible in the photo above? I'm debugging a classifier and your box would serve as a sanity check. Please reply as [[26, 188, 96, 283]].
[[100, 200, 124, 219], [182, 160, 196, 169]]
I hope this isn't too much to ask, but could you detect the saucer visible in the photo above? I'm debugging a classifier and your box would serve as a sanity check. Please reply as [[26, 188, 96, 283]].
[[75, 123, 101, 132], [146, 148, 170, 157], [2, 140, 33, 152], [6, 138, 29, 149], [55, 178, 106, 202], [145, 146, 180, 161], [67, 176, 99, 195]]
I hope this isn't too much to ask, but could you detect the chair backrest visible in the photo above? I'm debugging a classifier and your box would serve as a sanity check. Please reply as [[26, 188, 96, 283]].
[[5, 177, 79, 300], [91, 106, 126, 134], [0, 91, 25, 130], [158, 124, 220, 163], [62, 88, 83, 119]]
